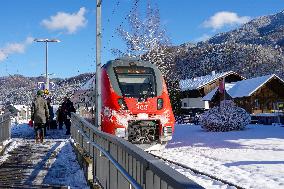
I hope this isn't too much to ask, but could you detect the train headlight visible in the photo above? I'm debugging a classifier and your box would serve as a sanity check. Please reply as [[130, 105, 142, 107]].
[[163, 126, 172, 136], [118, 98, 128, 110], [157, 98, 163, 110], [115, 128, 126, 138]]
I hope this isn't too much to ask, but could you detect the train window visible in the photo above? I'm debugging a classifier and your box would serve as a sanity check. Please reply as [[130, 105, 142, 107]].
[[114, 66, 156, 98]]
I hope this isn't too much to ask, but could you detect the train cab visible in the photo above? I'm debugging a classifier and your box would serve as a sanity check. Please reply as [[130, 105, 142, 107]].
[[101, 57, 175, 143]]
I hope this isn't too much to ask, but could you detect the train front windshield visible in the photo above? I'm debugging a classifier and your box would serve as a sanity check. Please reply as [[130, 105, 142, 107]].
[[114, 66, 157, 98]]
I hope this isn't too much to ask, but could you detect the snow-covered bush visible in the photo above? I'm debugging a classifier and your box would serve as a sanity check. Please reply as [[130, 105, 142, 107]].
[[199, 100, 251, 132]]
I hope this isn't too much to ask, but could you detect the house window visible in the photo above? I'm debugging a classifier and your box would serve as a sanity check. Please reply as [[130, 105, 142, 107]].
[[279, 102, 284, 110], [183, 103, 187, 107], [254, 99, 259, 109]]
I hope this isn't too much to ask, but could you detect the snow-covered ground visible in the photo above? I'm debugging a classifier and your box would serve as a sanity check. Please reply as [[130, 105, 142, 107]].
[[0, 122, 89, 189], [152, 124, 284, 189], [3, 121, 284, 189]]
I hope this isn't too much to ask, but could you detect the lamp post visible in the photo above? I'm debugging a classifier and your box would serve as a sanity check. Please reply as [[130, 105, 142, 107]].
[[34, 38, 60, 91]]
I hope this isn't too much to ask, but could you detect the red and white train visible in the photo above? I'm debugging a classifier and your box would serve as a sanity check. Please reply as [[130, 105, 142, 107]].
[[101, 57, 175, 143]]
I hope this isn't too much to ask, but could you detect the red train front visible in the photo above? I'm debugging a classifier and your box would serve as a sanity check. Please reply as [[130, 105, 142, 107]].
[[101, 57, 175, 143]]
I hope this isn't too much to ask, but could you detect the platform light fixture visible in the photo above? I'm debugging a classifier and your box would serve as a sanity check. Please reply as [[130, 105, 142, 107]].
[[34, 38, 60, 92]]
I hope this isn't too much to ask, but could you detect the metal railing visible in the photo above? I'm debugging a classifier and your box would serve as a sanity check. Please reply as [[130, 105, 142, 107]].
[[0, 113, 11, 144], [71, 113, 203, 189]]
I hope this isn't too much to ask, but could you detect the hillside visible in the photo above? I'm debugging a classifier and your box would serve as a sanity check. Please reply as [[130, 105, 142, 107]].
[[0, 73, 94, 106], [208, 10, 284, 47], [175, 10, 284, 80], [1, 11, 284, 106]]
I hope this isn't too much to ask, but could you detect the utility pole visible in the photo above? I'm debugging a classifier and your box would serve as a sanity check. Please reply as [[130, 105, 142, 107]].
[[95, 0, 102, 128]]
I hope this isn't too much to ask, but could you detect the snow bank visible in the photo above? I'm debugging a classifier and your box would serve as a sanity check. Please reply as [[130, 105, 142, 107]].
[[152, 124, 284, 189]]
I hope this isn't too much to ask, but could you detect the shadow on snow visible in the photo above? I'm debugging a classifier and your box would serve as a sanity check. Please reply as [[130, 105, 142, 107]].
[[42, 142, 89, 189], [224, 161, 284, 167]]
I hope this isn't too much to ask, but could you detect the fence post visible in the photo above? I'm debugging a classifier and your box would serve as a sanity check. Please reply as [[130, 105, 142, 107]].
[[0, 113, 11, 154]]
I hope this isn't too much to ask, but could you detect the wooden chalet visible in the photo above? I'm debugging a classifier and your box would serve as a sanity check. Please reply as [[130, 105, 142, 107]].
[[179, 71, 245, 114], [203, 74, 284, 124], [203, 74, 284, 113]]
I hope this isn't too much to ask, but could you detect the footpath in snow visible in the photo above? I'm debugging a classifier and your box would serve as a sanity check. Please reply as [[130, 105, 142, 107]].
[[0, 123, 89, 189], [151, 124, 284, 189]]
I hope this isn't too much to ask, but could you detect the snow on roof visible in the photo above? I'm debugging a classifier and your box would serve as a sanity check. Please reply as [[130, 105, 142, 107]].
[[80, 76, 95, 90], [179, 71, 241, 91], [202, 88, 217, 101], [228, 74, 277, 98], [13, 105, 28, 110], [203, 74, 282, 100]]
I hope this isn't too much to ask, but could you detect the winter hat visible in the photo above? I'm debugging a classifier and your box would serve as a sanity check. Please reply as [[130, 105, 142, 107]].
[[37, 90, 44, 96]]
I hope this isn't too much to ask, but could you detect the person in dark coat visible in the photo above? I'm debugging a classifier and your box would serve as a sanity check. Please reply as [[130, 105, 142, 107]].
[[31, 90, 49, 143], [56, 106, 64, 130], [46, 97, 54, 130], [61, 96, 76, 135]]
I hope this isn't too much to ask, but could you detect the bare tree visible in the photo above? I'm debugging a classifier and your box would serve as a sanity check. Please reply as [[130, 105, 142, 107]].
[[113, 0, 183, 114], [113, 1, 178, 77]]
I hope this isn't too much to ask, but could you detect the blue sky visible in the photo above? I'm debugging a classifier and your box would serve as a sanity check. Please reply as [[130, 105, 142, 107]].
[[0, 0, 283, 78]]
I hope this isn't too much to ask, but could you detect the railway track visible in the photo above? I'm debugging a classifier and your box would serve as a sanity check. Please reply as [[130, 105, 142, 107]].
[[136, 144, 246, 189]]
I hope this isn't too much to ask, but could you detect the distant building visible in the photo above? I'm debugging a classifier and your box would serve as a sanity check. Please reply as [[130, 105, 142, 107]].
[[71, 76, 95, 120], [179, 71, 245, 115], [13, 105, 30, 120]]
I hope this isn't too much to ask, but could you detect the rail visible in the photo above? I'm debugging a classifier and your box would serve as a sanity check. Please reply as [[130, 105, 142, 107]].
[[148, 151, 246, 189], [0, 113, 11, 145], [71, 113, 203, 189]]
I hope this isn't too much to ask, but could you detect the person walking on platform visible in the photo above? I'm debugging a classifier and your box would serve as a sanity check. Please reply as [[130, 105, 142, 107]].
[[31, 90, 49, 143], [46, 97, 54, 130], [61, 96, 75, 135], [56, 106, 64, 130]]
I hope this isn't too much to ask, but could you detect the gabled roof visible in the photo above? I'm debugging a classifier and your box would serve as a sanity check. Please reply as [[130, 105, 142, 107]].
[[228, 74, 281, 98], [179, 71, 244, 91], [203, 74, 284, 100]]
